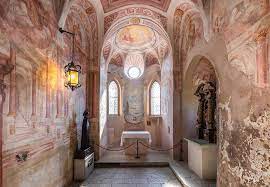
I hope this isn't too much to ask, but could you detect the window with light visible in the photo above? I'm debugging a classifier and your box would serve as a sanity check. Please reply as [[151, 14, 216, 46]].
[[108, 81, 119, 115], [150, 81, 161, 115]]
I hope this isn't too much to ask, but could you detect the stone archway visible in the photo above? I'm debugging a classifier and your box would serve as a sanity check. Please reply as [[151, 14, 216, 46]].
[[99, 15, 174, 158]]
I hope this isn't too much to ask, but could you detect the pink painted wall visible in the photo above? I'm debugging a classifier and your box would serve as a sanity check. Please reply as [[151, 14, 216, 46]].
[[0, 0, 98, 186], [160, 55, 174, 153]]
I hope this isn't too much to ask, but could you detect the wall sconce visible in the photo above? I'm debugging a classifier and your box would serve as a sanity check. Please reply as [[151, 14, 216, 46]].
[[59, 27, 81, 91]]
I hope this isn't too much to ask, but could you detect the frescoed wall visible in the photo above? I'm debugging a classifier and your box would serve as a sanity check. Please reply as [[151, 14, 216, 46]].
[[170, 0, 270, 186], [0, 0, 100, 186]]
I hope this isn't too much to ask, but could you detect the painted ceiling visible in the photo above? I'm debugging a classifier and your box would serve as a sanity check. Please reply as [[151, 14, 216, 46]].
[[101, 0, 171, 13], [104, 17, 170, 69], [116, 25, 156, 52]]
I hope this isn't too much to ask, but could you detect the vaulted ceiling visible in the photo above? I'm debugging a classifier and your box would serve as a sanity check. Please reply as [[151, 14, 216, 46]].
[[101, 0, 171, 13]]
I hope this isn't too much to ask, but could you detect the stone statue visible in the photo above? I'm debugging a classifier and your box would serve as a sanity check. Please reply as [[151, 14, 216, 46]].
[[81, 109, 90, 151], [203, 82, 216, 143], [194, 83, 206, 139], [194, 81, 217, 143]]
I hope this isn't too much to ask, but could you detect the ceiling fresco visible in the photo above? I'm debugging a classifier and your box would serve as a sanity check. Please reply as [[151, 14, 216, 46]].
[[115, 25, 156, 52], [104, 17, 170, 69], [101, 0, 171, 13]]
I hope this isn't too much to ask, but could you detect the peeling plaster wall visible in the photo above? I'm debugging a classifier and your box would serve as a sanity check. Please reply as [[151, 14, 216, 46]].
[[169, 0, 270, 185], [210, 1, 270, 186], [184, 33, 270, 186]]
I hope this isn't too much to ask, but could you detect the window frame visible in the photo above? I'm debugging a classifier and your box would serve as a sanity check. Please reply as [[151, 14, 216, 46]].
[[108, 80, 120, 116], [149, 80, 161, 116]]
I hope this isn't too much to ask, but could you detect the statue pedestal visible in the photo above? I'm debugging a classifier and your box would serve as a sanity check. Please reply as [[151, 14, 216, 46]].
[[74, 152, 94, 181], [184, 138, 217, 179]]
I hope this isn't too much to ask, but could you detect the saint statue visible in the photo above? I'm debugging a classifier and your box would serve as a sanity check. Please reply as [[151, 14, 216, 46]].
[[194, 81, 217, 143]]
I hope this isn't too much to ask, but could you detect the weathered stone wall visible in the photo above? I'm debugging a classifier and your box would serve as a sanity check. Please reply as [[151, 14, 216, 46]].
[[211, 1, 270, 186], [170, 0, 270, 186]]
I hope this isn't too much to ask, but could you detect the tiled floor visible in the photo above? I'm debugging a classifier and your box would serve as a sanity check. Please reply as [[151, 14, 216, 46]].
[[78, 167, 182, 187], [96, 151, 216, 187], [72, 149, 216, 187]]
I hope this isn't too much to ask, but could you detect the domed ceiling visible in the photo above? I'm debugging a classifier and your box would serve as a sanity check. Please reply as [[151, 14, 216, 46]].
[[101, 0, 171, 13], [116, 25, 156, 52], [103, 17, 170, 74]]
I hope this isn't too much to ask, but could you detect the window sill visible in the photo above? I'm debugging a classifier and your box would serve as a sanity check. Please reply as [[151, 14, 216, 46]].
[[149, 115, 161, 118], [108, 114, 120, 117]]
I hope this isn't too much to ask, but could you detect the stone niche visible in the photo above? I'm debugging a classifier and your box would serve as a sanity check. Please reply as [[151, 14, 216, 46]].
[[182, 57, 218, 179]]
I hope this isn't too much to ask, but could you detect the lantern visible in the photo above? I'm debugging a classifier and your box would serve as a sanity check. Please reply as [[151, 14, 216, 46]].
[[64, 61, 81, 91], [59, 27, 82, 91]]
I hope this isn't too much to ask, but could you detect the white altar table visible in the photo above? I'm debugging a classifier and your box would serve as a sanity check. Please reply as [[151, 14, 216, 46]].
[[120, 131, 152, 155]]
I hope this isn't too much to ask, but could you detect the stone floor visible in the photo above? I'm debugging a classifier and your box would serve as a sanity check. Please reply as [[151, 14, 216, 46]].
[[75, 167, 182, 187], [95, 150, 216, 187], [170, 161, 216, 187], [96, 149, 170, 165], [72, 149, 216, 187]]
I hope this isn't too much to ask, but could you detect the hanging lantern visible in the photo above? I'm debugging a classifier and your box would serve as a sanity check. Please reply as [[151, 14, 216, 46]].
[[59, 27, 82, 91], [64, 61, 81, 91]]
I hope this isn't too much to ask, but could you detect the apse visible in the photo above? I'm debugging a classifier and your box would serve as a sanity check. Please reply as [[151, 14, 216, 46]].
[[99, 16, 173, 155]]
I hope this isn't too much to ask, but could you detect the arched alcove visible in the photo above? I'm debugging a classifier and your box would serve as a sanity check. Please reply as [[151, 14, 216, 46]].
[[99, 15, 174, 157], [182, 56, 218, 161]]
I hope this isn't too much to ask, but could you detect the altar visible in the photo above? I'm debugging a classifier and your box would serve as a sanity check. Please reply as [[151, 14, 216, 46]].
[[120, 131, 152, 155]]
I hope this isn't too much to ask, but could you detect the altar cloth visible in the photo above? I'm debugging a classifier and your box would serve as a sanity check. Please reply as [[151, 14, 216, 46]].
[[120, 131, 152, 146]]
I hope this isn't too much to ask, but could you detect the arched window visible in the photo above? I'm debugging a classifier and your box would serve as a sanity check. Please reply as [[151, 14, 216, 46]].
[[150, 81, 161, 115], [108, 81, 119, 115]]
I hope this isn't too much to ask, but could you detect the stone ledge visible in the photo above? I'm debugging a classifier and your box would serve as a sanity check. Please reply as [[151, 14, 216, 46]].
[[169, 160, 216, 187]]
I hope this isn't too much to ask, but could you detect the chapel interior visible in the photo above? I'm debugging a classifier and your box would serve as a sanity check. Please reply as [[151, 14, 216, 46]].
[[0, 0, 270, 187]]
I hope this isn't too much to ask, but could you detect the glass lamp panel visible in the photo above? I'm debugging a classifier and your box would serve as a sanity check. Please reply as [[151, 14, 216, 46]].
[[68, 70, 79, 86]]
